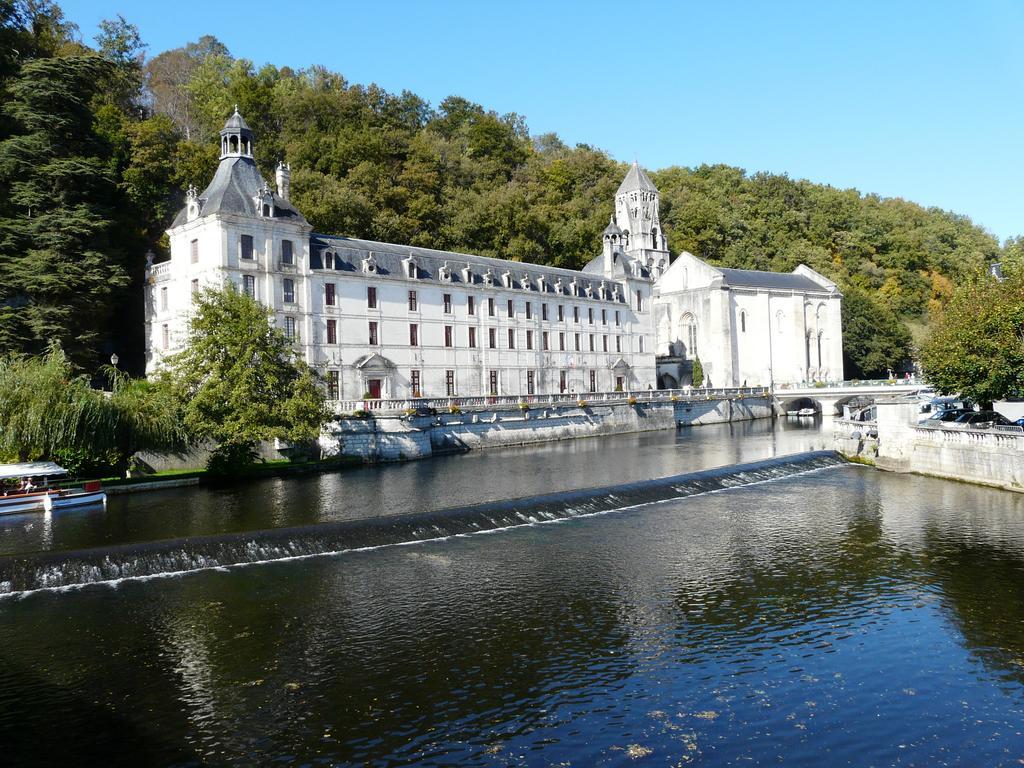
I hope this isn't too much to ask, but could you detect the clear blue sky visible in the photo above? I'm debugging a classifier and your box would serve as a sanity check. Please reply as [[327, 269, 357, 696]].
[[59, 0, 1024, 242]]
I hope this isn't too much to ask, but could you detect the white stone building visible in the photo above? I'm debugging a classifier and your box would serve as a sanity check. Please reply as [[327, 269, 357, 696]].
[[653, 252, 844, 389], [145, 111, 658, 402]]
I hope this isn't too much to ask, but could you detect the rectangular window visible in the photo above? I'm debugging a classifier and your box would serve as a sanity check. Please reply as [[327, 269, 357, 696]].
[[507, 328, 515, 349], [525, 301, 532, 320], [603, 335, 608, 352], [408, 290, 417, 311], [282, 239, 294, 265], [588, 308, 594, 324], [589, 370, 596, 393], [558, 305, 564, 322], [488, 298, 495, 317], [243, 274, 255, 298], [366, 285, 375, 308], [527, 370, 535, 395], [574, 333, 581, 351], [615, 311, 620, 327], [161, 324, 169, 350], [616, 335, 622, 353], [326, 283, 337, 307], [602, 309, 607, 325], [190, 239, 199, 264], [369, 321, 378, 345], [489, 328, 496, 349], [468, 296, 476, 315], [191, 279, 199, 297], [411, 370, 421, 396], [559, 332, 565, 351], [409, 323, 418, 346], [445, 370, 456, 396], [542, 331, 549, 351], [443, 293, 452, 313], [489, 370, 499, 396], [526, 330, 533, 350], [573, 306, 579, 323], [240, 234, 254, 260], [589, 334, 595, 352], [639, 336, 645, 353], [283, 278, 295, 304], [507, 299, 514, 317], [542, 303, 549, 321], [327, 319, 337, 344], [469, 326, 477, 348], [559, 370, 567, 393], [160, 286, 168, 311], [327, 370, 339, 400], [444, 325, 453, 347], [636, 290, 643, 311], [284, 316, 296, 340]]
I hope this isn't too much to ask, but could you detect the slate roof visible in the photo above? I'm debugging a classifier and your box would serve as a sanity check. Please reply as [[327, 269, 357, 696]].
[[717, 267, 827, 292], [616, 161, 657, 195], [222, 107, 251, 133], [581, 250, 650, 280], [311, 234, 626, 302], [171, 156, 307, 227]]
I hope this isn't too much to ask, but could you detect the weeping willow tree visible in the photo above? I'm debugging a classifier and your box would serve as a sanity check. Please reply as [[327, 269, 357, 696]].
[[0, 344, 188, 475]]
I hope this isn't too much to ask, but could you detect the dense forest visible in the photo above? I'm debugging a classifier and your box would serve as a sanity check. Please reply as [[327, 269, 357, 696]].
[[0, 1, 1007, 378]]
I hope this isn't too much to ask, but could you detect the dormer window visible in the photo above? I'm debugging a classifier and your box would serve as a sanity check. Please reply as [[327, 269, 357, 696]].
[[362, 254, 378, 274], [501, 271, 513, 289], [185, 185, 201, 222], [612, 285, 621, 302], [439, 261, 452, 282], [483, 269, 495, 287], [569, 278, 579, 297], [599, 281, 608, 300], [254, 183, 274, 218], [537, 275, 547, 293], [521, 273, 532, 290], [462, 265, 474, 284], [584, 283, 593, 298], [554, 278, 564, 295], [403, 254, 419, 279]]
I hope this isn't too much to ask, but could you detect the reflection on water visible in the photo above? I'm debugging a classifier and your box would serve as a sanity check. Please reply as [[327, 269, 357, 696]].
[[0, 417, 831, 557], [3, 463, 1024, 766]]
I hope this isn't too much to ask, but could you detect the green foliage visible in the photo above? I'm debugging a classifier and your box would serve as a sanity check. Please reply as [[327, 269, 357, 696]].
[[0, 53, 129, 365], [919, 272, 1024, 406], [691, 357, 705, 387], [840, 286, 914, 378], [167, 285, 329, 471], [0, 344, 186, 475]]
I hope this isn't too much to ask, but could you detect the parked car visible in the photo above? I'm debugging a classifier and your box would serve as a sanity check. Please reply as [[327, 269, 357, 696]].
[[925, 408, 970, 423], [953, 410, 1012, 428]]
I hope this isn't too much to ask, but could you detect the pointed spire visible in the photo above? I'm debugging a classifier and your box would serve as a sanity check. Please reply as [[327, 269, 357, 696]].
[[616, 159, 657, 195]]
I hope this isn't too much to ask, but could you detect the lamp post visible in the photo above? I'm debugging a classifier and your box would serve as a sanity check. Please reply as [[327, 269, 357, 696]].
[[110, 353, 119, 368]]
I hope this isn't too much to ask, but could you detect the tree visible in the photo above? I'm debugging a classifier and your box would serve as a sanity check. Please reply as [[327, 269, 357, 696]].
[[919, 272, 1024, 406], [0, 53, 128, 365], [168, 284, 328, 471], [0, 344, 186, 475], [691, 357, 704, 388], [840, 286, 913, 379]]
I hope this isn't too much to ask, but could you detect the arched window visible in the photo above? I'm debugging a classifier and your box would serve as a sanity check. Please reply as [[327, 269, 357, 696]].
[[817, 330, 824, 371], [681, 313, 697, 358]]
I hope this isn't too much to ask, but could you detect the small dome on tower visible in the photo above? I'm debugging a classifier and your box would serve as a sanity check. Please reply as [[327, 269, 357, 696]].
[[219, 106, 254, 159], [222, 106, 251, 132], [603, 215, 623, 237]]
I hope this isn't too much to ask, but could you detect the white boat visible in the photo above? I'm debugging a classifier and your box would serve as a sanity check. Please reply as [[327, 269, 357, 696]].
[[797, 407, 817, 417], [0, 462, 106, 516]]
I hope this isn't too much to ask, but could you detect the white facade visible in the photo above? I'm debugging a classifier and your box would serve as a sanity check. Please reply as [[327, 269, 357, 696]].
[[652, 252, 844, 388], [145, 111, 657, 403]]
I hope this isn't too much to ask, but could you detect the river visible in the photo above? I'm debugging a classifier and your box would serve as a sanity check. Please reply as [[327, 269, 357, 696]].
[[3, 418, 1024, 766]]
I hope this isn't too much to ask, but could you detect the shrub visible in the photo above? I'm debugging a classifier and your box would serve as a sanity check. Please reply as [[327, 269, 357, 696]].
[[519, 401, 529, 411], [627, 396, 638, 405], [448, 405, 462, 415], [577, 399, 588, 408], [350, 409, 372, 419]]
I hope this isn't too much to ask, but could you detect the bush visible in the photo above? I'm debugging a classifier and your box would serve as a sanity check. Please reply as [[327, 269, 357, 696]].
[[350, 409, 372, 419], [448, 405, 462, 415], [577, 399, 588, 408], [207, 442, 259, 476], [627, 396, 638, 405], [519, 401, 529, 411]]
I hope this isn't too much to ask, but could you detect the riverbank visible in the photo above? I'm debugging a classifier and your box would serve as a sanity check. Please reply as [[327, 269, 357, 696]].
[[835, 398, 1024, 492], [324, 395, 774, 462]]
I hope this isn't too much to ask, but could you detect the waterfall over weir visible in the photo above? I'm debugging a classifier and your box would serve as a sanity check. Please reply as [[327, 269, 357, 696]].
[[0, 451, 846, 595]]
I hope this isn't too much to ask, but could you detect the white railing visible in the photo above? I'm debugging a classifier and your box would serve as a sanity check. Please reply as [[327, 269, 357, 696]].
[[777, 379, 924, 391], [148, 261, 171, 281], [330, 386, 770, 415]]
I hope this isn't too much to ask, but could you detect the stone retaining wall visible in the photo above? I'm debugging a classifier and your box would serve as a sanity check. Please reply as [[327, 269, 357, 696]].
[[322, 397, 774, 462], [839, 399, 1024, 492]]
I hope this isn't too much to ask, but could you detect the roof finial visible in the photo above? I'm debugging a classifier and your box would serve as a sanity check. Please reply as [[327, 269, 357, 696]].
[[233, 103, 239, 114]]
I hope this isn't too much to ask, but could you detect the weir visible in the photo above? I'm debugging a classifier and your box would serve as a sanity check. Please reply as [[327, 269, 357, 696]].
[[0, 451, 847, 595]]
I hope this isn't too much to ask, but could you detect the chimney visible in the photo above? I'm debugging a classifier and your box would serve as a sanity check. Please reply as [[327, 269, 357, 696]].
[[276, 161, 290, 200]]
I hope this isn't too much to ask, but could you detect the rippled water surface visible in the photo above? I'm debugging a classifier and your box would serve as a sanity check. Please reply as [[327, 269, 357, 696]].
[[3, 423, 1024, 766]]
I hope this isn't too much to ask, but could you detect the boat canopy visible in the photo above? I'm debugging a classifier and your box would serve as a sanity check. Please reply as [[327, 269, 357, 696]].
[[0, 462, 69, 481]]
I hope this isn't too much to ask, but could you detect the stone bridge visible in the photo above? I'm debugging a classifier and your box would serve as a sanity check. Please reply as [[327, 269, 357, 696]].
[[773, 381, 925, 416]]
